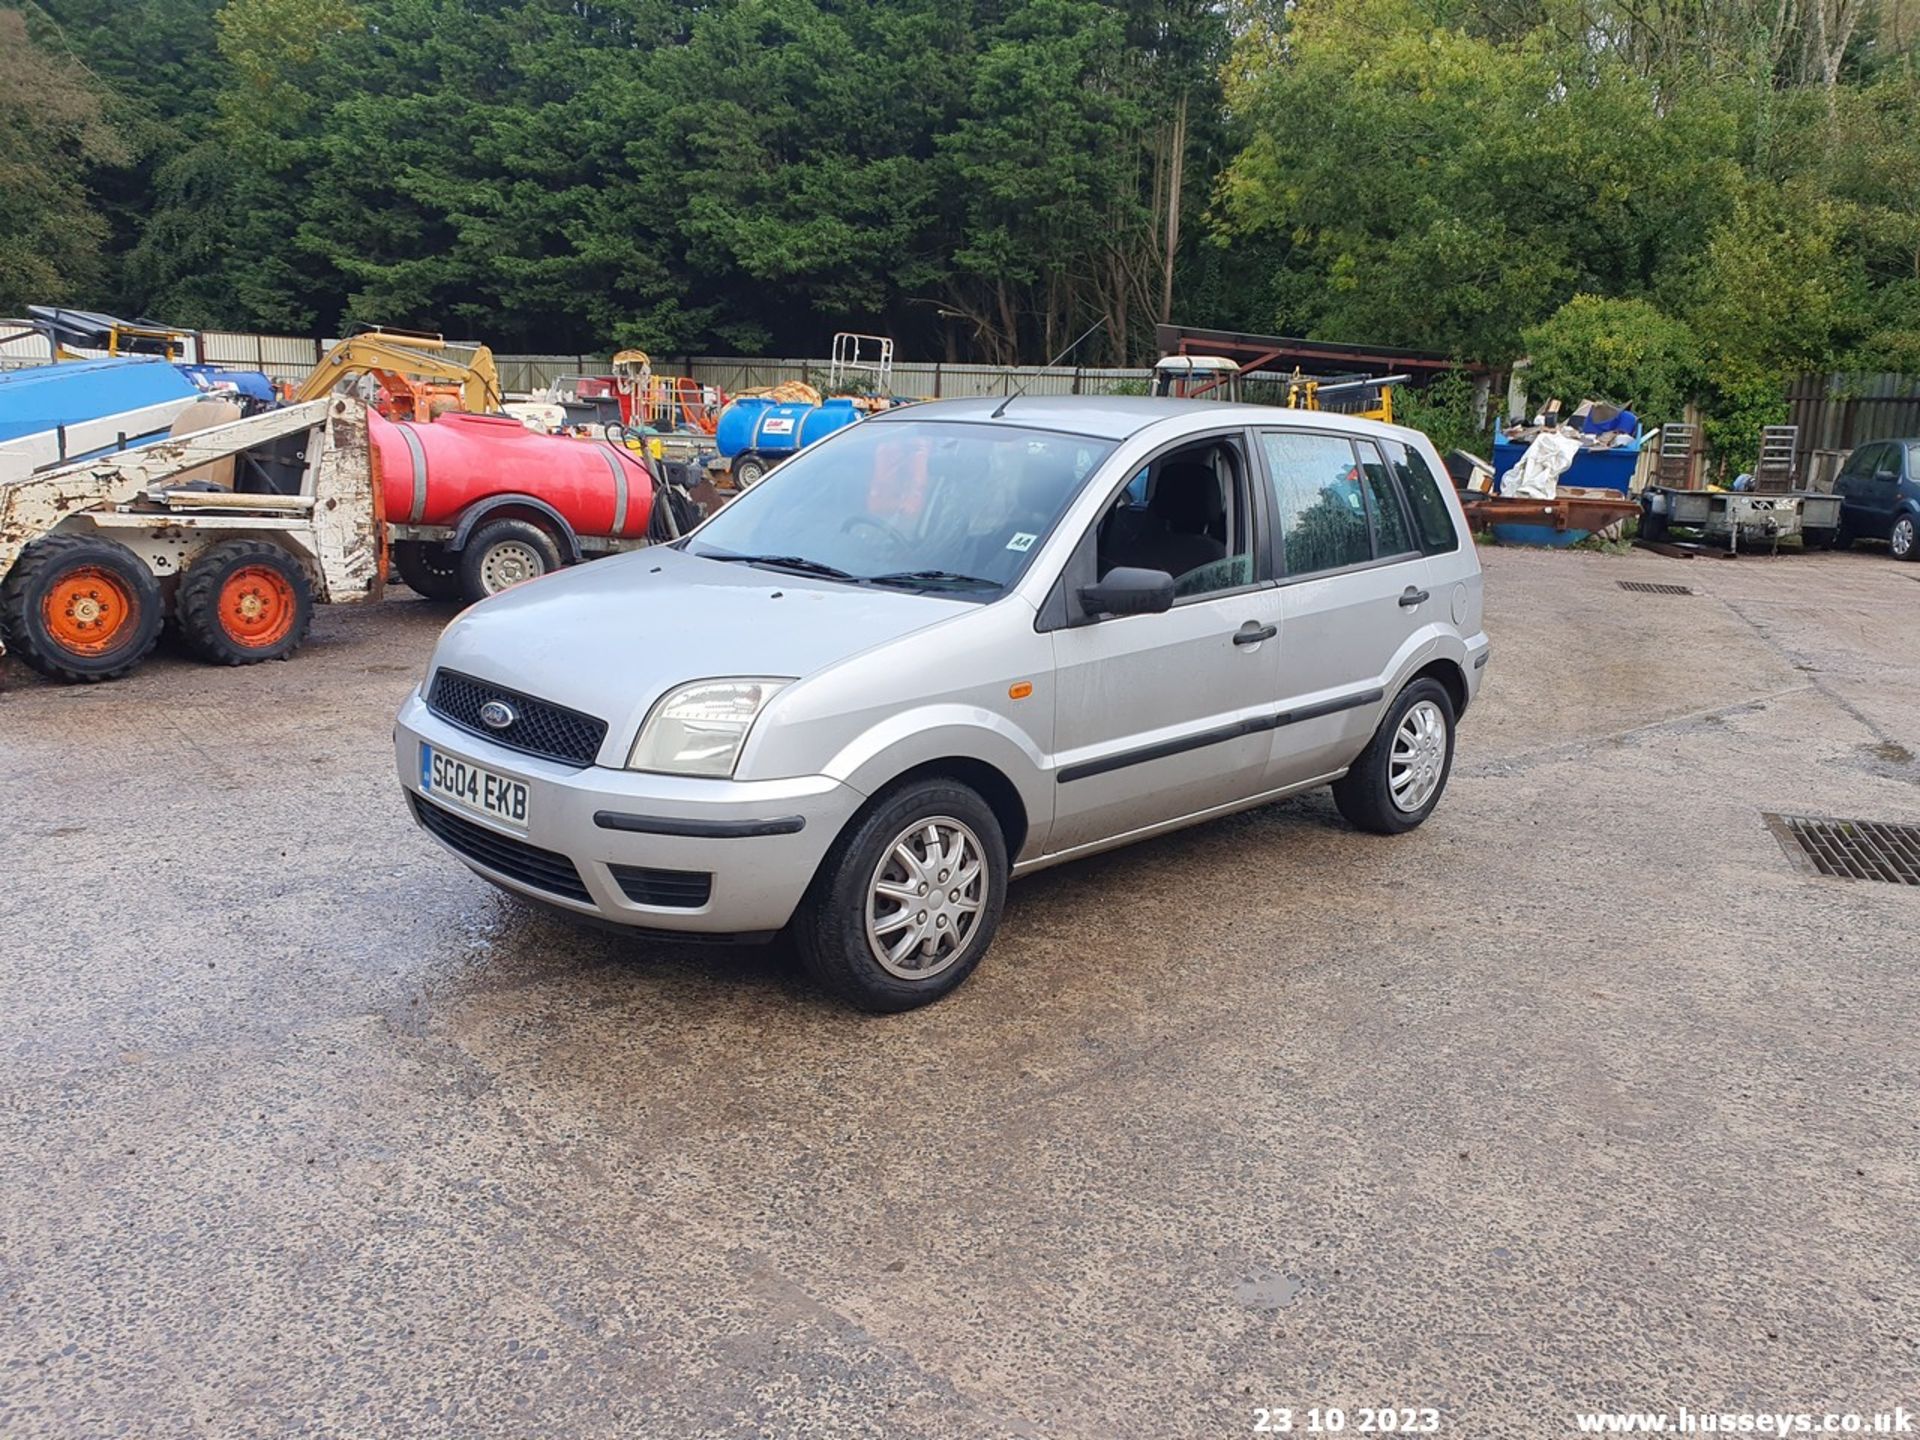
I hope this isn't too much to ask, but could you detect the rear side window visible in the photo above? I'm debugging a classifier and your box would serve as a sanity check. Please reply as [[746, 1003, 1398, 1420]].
[[1259, 431, 1372, 575], [1354, 441, 1415, 556], [1386, 439, 1462, 555]]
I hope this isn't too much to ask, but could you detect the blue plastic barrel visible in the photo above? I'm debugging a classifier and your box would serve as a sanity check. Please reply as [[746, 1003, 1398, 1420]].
[[715, 396, 864, 459]]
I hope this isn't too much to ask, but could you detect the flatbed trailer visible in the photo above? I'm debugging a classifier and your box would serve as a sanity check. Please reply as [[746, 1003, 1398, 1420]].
[[1639, 488, 1844, 552]]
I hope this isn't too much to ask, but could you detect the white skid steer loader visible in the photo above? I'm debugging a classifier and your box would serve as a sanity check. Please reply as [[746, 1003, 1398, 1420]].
[[0, 397, 382, 684]]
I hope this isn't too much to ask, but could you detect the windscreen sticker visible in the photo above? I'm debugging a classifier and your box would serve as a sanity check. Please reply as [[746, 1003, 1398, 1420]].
[[1006, 532, 1038, 552]]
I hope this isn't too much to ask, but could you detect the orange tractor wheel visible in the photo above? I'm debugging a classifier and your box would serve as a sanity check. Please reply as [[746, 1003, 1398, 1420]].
[[176, 540, 316, 666], [0, 533, 164, 683]]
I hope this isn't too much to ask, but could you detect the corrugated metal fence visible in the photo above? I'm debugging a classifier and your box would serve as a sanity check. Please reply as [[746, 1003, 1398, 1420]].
[[199, 331, 322, 383], [492, 354, 615, 393], [1788, 372, 1920, 487], [680, 357, 1151, 398]]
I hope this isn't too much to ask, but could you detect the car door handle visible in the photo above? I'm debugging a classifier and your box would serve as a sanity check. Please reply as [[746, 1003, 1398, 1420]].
[[1398, 587, 1430, 608], [1232, 621, 1278, 646]]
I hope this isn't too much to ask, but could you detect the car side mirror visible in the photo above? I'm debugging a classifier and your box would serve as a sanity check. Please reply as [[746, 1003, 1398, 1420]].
[[1079, 566, 1175, 618]]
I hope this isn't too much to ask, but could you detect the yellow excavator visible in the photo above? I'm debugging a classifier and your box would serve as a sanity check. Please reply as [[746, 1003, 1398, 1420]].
[[291, 327, 503, 421]]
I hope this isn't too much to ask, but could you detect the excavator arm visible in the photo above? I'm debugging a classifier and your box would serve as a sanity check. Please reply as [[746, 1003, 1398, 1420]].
[[292, 330, 503, 415]]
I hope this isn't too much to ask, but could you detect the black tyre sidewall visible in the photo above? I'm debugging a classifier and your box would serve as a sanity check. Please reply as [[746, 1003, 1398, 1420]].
[[457, 519, 563, 603], [0, 534, 164, 682], [734, 456, 767, 487], [392, 540, 463, 600], [796, 780, 1008, 1012], [1332, 677, 1457, 835], [176, 539, 315, 665]]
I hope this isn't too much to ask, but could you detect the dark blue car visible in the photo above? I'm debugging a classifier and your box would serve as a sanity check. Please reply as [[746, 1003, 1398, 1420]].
[[1834, 437, 1920, 561]]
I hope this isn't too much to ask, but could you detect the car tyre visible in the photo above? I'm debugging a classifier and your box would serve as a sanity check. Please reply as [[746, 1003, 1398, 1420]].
[[794, 779, 1008, 1012], [392, 540, 463, 600], [0, 532, 164, 683], [176, 539, 315, 665], [1331, 677, 1457, 835], [458, 518, 562, 602], [1891, 513, 1918, 562]]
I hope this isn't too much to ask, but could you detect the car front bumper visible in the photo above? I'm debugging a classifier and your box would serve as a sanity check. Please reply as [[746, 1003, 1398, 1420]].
[[394, 690, 864, 937]]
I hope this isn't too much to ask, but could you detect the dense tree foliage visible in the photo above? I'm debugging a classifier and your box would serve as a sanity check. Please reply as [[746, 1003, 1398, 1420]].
[[4, 0, 1917, 459]]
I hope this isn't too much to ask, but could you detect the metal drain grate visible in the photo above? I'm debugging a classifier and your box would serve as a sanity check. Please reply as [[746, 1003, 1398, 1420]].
[[1618, 581, 1695, 595], [1764, 813, 1920, 885]]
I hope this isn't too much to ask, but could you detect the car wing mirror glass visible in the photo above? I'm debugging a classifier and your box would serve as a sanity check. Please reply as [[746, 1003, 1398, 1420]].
[[1078, 566, 1175, 618]]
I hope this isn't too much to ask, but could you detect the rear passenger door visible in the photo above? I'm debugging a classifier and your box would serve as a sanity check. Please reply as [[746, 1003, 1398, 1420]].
[[1255, 429, 1434, 787]]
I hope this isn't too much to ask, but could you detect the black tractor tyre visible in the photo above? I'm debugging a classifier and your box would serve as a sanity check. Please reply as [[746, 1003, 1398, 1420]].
[[0, 532, 164, 683], [457, 518, 563, 603], [1331, 677, 1458, 836], [392, 540, 463, 600], [175, 539, 316, 666], [793, 779, 1009, 1013]]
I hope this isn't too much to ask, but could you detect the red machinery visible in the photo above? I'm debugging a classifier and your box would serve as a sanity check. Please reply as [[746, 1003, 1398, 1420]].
[[367, 410, 670, 604]]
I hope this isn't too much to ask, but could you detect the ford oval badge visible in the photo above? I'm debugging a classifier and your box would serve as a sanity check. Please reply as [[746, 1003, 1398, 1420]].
[[479, 699, 516, 730]]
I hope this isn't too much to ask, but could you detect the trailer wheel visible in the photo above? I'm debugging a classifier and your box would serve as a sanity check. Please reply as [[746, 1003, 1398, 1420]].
[[1802, 526, 1841, 551], [0, 533, 164, 683], [176, 540, 315, 666], [733, 454, 769, 488], [392, 540, 463, 601], [1638, 507, 1669, 543], [458, 518, 561, 603]]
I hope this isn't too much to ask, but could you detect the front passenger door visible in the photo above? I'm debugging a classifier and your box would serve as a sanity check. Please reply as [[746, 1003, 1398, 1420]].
[[1044, 434, 1282, 854]]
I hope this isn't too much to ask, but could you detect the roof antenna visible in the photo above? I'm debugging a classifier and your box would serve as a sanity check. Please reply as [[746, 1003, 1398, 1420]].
[[990, 316, 1108, 419]]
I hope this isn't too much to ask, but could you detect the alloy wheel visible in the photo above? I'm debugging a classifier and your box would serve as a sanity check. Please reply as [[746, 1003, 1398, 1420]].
[[1389, 699, 1448, 813], [863, 816, 988, 980]]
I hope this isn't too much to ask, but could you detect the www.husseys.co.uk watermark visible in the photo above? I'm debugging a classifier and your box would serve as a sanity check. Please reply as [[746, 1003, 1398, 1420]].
[[1574, 1408, 1912, 1434]]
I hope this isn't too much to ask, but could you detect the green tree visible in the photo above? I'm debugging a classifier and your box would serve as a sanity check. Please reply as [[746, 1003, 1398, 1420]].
[[1521, 295, 1704, 423], [0, 7, 129, 311]]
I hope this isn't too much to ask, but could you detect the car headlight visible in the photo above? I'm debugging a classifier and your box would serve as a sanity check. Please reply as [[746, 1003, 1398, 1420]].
[[627, 678, 790, 777]]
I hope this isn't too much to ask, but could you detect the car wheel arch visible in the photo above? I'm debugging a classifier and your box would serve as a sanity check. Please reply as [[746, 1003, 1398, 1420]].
[[1408, 655, 1470, 719]]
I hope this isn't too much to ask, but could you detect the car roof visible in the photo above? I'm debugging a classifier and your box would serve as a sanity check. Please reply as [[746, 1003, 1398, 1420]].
[[870, 393, 1421, 445]]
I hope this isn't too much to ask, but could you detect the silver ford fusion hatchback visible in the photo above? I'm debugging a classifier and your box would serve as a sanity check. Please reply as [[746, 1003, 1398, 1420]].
[[395, 397, 1489, 1011]]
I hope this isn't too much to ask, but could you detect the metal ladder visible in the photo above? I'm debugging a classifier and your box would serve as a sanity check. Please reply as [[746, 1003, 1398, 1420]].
[[1751, 425, 1798, 493]]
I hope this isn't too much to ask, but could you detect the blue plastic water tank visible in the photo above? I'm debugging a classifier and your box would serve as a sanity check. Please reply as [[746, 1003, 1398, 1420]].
[[716, 396, 864, 458]]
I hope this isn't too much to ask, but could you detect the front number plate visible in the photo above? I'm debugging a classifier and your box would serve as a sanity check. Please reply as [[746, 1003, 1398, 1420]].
[[421, 744, 529, 832]]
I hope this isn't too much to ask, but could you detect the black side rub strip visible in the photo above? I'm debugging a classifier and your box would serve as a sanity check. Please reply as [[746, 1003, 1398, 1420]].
[[1056, 689, 1384, 784], [593, 811, 806, 838]]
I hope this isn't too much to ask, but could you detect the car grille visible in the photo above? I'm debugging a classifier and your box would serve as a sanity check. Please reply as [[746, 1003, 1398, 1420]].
[[411, 794, 592, 904], [609, 864, 713, 909], [427, 669, 609, 768]]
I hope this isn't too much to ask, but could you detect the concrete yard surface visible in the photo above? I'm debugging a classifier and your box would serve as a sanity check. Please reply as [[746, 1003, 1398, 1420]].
[[1, 545, 1916, 1438]]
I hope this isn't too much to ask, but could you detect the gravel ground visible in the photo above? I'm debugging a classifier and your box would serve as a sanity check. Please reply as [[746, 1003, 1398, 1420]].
[[2, 543, 1916, 1439]]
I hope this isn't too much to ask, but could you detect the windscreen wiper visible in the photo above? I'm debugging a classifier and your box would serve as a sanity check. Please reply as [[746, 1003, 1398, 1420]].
[[701, 552, 856, 580], [864, 569, 1002, 592]]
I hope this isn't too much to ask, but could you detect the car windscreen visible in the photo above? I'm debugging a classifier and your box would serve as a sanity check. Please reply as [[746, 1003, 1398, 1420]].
[[684, 419, 1115, 595]]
